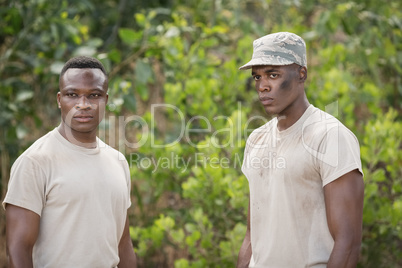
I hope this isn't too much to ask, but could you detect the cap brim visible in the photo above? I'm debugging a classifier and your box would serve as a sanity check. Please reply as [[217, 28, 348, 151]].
[[239, 58, 294, 70]]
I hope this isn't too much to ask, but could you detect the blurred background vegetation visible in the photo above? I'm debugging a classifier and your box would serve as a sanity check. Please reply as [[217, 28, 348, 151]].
[[0, 0, 401, 267]]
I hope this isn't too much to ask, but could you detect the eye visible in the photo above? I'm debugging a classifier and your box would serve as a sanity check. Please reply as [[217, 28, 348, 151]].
[[90, 93, 101, 98], [66, 93, 78, 97], [270, 74, 278, 79], [253, 75, 261, 81]]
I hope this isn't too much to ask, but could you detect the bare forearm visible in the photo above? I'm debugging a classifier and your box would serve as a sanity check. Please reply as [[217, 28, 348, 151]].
[[327, 242, 360, 268]]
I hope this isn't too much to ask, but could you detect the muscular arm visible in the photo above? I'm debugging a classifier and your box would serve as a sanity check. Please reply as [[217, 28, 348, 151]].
[[237, 198, 252, 268], [324, 169, 364, 268], [5, 204, 40, 268], [118, 213, 137, 268]]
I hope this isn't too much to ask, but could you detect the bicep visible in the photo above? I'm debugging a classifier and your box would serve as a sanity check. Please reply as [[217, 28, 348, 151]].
[[324, 169, 364, 242], [119, 214, 131, 244], [118, 213, 134, 253], [6, 204, 40, 253], [118, 212, 137, 267]]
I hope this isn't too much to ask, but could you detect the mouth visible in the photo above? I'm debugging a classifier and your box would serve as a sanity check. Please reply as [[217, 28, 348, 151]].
[[260, 97, 274, 106], [73, 115, 94, 123]]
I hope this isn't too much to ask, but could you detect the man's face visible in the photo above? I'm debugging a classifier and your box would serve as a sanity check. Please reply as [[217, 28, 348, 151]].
[[57, 68, 108, 137], [251, 64, 303, 116]]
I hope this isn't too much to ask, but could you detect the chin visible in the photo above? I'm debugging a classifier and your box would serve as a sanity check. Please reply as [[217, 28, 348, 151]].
[[263, 107, 279, 116], [69, 123, 98, 134]]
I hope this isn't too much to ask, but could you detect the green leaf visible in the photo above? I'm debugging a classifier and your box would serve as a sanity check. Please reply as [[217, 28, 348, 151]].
[[108, 49, 121, 63], [16, 124, 28, 139], [135, 83, 149, 102], [50, 62, 65, 75], [174, 259, 189, 268], [118, 28, 141, 45], [123, 93, 136, 111], [372, 169, 386, 182], [73, 46, 97, 56], [135, 59, 153, 85], [86, 38, 103, 48], [16, 90, 34, 102], [135, 13, 146, 26]]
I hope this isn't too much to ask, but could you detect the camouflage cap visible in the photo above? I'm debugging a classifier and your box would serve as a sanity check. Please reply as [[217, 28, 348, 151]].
[[239, 32, 307, 70]]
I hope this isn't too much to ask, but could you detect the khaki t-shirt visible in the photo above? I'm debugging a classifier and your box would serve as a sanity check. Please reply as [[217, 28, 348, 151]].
[[242, 105, 363, 267], [3, 129, 131, 267]]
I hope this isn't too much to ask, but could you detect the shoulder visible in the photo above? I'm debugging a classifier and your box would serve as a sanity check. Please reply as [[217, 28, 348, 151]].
[[13, 130, 58, 166], [9, 132, 56, 181], [302, 107, 358, 143]]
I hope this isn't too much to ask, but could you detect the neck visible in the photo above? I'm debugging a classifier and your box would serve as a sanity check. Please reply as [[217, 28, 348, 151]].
[[277, 95, 310, 131], [57, 124, 97, 148]]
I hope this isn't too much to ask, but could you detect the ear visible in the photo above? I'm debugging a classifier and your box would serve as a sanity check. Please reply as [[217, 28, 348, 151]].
[[299, 66, 307, 82], [57, 92, 61, 108]]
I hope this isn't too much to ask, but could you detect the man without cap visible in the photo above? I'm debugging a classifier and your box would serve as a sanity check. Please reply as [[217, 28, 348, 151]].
[[3, 56, 137, 267], [237, 32, 364, 267]]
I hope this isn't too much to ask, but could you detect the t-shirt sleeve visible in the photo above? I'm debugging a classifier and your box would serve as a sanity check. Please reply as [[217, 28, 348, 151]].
[[2, 156, 46, 216], [317, 126, 363, 187]]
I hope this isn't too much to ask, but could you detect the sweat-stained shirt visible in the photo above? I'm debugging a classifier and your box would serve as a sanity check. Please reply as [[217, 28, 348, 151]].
[[242, 105, 363, 267]]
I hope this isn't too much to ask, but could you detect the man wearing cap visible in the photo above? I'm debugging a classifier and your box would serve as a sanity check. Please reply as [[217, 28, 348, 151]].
[[237, 32, 364, 267]]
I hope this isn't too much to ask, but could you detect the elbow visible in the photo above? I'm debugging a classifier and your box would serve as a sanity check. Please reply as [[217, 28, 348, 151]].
[[333, 235, 362, 264], [340, 235, 361, 252], [347, 242, 362, 267], [348, 241, 361, 259], [332, 223, 363, 261], [6, 244, 34, 268]]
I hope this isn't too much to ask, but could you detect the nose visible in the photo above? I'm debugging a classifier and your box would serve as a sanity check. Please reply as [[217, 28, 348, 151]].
[[258, 78, 271, 92], [76, 96, 92, 110]]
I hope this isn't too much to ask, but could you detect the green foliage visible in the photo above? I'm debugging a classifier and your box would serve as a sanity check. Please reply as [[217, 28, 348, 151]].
[[359, 109, 402, 267], [1, 0, 401, 267]]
